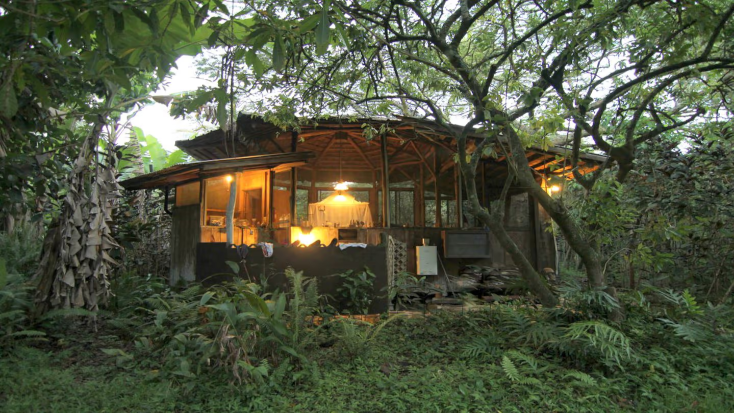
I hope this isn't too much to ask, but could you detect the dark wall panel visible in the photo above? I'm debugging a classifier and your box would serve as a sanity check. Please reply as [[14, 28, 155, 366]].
[[170, 205, 200, 284], [196, 243, 389, 313]]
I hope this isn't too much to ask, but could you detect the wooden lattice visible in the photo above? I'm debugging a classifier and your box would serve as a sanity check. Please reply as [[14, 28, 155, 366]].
[[387, 236, 408, 302]]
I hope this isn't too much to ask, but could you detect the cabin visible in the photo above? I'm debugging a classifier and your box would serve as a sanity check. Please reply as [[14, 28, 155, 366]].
[[120, 114, 603, 312]]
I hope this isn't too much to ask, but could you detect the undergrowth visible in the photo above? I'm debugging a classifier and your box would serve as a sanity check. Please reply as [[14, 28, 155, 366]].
[[2, 239, 733, 412]]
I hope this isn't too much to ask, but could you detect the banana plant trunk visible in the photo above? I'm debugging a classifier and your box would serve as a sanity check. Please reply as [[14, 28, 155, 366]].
[[34, 116, 122, 315]]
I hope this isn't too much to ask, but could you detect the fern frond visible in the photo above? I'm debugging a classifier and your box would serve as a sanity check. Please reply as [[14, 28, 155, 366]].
[[505, 350, 540, 372], [564, 321, 632, 366], [501, 355, 521, 382], [460, 335, 501, 360], [564, 370, 598, 387], [659, 318, 712, 342]]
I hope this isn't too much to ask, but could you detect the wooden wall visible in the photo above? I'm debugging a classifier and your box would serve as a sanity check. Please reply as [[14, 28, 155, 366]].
[[170, 204, 200, 285]]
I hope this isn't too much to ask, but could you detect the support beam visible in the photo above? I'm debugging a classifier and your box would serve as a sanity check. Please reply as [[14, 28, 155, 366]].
[[434, 146, 442, 227], [381, 133, 391, 228], [348, 137, 377, 169], [268, 170, 274, 228], [313, 135, 338, 164], [456, 164, 462, 228], [290, 131, 298, 222], [410, 141, 436, 180], [226, 174, 238, 245], [387, 138, 416, 162]]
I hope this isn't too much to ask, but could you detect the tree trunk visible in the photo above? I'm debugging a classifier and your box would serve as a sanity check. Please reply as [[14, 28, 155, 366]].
[[458, 150, 558, 308], [502, 127, 623, 320], [34, 116, 122, 314]]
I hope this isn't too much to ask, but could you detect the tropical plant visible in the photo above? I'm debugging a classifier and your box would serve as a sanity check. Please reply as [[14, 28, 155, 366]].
[[333, 314, 403, 358], [385, 271, 431, 310], [335, 266, 376, 315]]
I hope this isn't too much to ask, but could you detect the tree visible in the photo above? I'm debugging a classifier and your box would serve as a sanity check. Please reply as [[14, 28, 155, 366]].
[[191, 0, 734, 310], [0, 0, 214, 313]]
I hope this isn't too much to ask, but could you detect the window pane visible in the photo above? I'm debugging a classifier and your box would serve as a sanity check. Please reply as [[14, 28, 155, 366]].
[[273, 170, 291, 228]]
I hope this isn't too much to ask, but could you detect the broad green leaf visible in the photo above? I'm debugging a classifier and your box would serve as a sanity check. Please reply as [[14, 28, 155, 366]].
[[315, 0, 331, 55], [199, 291, 215, 306], [273, 34, 285, 72], [242, 290, 271, 316], [225, 260, 239, 274], [300, 14, 321, 33], [165, 149, 187, 167], [245, 50, 266, 78]]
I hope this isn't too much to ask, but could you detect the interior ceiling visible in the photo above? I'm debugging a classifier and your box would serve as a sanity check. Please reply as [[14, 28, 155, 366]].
[[176, 115, 603, 186]]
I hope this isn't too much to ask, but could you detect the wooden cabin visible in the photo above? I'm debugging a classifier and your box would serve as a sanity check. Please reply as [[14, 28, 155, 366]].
[[120, 115, 602, 312]]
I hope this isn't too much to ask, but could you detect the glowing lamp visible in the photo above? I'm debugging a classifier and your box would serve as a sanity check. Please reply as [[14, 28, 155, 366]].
[[224, 175, 233, 183], [334, 181, 349, 191], [298, 232, 316, 246], [550, 185, 560, 192]]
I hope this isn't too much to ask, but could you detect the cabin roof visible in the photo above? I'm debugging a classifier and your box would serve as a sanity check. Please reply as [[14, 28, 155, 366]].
[[119, 151, 315, 190], [174, 114, 606, 183]]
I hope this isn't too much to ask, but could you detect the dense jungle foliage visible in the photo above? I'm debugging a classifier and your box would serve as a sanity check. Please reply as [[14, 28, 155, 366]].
[[1, 0, 734, 411], [2, 229, 734, 412]]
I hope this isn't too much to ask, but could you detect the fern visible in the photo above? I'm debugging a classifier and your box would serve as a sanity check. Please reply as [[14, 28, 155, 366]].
[[501, 352, 542, 385], [505, 350, 540, 372], [496, 305, 533, 337], [564, 370, 598, 387], [501, 355, 521, 382], [522, 320, 563, 348], [658, 318, 712, 342], [564, 321, 632, 367], [460, 335, 501, 360]]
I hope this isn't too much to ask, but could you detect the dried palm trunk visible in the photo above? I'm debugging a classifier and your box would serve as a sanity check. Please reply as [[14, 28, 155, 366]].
[[34, 117, 122, 315]]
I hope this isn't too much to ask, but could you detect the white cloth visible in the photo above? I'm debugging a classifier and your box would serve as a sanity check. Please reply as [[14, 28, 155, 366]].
[[308, 193, 373, 227], [256, 242, 273, 257], [338, 243, 367, 250]]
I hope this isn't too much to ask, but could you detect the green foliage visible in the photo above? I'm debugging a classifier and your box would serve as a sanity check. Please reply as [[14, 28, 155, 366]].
[[0, 227, 44, 344], [558, 280, 621, 318], [335, 266, 376, 315], [384, 271, 439, 310], [333, 315, 402, 359], [563, 321, 632, 368], [3, 291, 734, 412], [459, 334, 502, 360]]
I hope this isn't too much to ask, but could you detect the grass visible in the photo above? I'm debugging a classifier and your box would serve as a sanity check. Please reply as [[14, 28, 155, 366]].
[[2, 307, 733, 413]]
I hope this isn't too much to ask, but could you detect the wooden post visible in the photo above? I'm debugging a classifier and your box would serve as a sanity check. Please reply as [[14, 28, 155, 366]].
[[290, 131, 298, 224], [456, 163, 463, 228], [381, 132, 391, 228], [268, 169, 274, 228], [481, 160, 487, 208], [310, 169, 317, 203], [225, 174, 238, 245], [415, 164, 424, 227], [370, 170, 379, 224], [434, 147, 442, 227]]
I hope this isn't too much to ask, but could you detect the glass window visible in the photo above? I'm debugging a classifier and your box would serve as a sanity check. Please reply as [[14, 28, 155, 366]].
[[390, 190, 414, 227], [235, 170, 266, 226], [203, 176, 231, 227], [273, 170, 292, 228]]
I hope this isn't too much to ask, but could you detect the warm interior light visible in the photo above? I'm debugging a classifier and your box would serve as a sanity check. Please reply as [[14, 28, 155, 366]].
[[224, 175, 233, 183], [298, 232, 316, 246], [334, 181, 349, 191], [550, 185, 561, 192], [334, 191, 347, 202]]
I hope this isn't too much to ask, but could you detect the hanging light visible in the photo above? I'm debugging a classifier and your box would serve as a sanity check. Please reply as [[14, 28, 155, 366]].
[[334, 133, 349, 191]]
